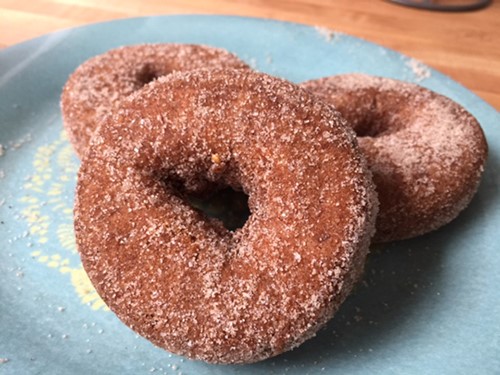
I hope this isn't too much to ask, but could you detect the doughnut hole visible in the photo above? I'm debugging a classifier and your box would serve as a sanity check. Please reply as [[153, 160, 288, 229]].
[[331, 89, 407, 139], [164, 174, 250, 232], [351, 109, 399, 138], [135, 63, 162, 87], [187, 187, 250, 231], [351, 117, 387, 138]]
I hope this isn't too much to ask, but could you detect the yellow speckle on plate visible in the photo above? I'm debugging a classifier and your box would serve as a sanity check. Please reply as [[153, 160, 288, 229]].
[[60, 266, 72, 274], [19, 133, 107, 312]]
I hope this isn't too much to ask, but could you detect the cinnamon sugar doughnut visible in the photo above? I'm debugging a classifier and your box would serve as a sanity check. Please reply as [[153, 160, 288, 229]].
[[61, 44, 249, 157], [75, 69, 378, 363], [301, 73, 488, 242]]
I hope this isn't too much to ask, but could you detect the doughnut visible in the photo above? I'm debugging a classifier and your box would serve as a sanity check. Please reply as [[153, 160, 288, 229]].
[[61, 44, 249, 157], [301, 73, 488, 242], [74, 69, 378, 363]]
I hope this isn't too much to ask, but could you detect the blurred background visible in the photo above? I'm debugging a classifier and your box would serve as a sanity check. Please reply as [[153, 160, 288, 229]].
[[0, 0, 498, 109]]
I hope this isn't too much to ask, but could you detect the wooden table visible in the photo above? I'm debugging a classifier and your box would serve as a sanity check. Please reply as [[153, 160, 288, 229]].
[[1, 0, 499, 109]]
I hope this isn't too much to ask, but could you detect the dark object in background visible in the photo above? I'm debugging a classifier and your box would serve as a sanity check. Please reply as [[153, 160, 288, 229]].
[[387, 0, 491, 11]]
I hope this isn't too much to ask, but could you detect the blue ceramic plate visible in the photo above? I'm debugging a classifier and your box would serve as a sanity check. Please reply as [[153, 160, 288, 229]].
[[1, 15, 499, 375]]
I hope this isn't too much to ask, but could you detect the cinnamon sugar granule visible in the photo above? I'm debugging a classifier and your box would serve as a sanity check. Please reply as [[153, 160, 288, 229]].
[[314, 26, 337, 43], [405, 57, 431, 82]]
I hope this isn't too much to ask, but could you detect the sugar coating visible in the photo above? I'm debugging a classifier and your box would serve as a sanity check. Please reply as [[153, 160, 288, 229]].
[[405, 58, 431, 82], [60, 44, 249, 158], [75, 69, 378, 364], [301, 73, 488, 242]]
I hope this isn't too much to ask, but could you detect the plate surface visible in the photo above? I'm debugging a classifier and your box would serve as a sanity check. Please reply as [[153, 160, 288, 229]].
[[1, 15, 499, 375]]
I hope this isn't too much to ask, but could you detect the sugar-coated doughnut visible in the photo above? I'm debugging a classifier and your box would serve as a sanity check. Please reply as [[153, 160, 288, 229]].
[[61, 44, 249, 157], [301, 74, 488, 242], [75, 69, 378, 363]]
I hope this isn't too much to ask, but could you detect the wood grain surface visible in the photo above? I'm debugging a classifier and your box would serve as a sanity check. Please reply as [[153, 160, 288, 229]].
[[1, 0, 499, 109]]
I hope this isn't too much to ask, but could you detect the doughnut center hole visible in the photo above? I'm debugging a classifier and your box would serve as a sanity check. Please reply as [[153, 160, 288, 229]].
[[186, 187, 250, 231], [350, 99, 398, 138], [352, 117, 389, 138], [136, 64, 160, 86]]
